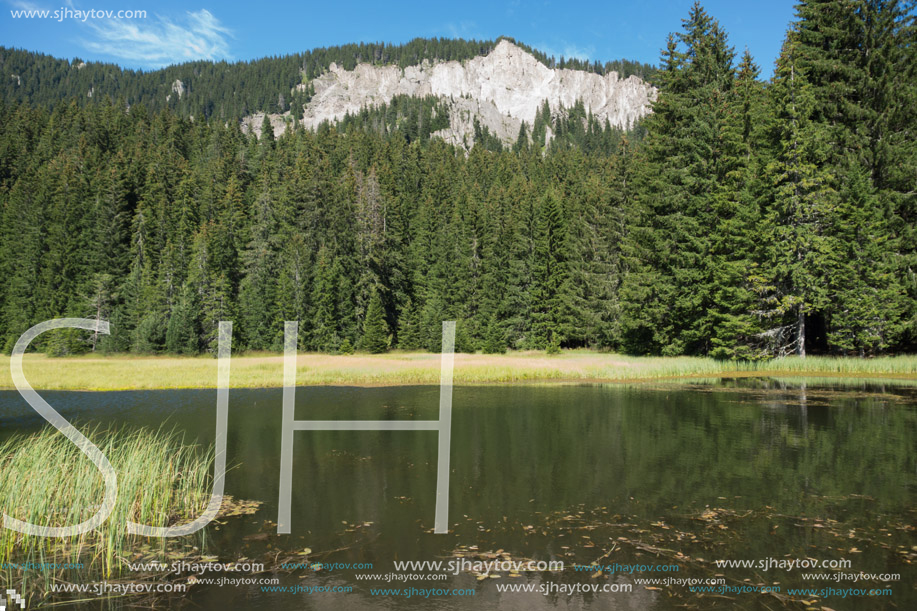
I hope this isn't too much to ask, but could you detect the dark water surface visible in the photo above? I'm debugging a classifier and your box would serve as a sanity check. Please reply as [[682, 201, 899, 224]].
[[1, 379, 915, 610]]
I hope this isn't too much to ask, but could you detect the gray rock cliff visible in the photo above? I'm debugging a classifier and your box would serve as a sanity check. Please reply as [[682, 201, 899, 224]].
[[243, 40, 656, 147]]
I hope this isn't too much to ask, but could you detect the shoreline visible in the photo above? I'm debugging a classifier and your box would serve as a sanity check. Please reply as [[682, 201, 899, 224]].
[[1, 352, 916, 391]]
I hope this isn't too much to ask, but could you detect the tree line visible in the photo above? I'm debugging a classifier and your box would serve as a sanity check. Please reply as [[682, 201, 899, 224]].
[[0, 1, 913, 358], [0, 36, 658, 124]]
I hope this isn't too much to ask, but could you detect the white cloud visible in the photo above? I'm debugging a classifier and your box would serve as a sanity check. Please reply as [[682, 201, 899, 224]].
[[444, 20, 480, 39], [8, 0, 44, 11], [561, 44, 594, 61], [537, 41, 595, 62], [81, 8, 232, 67]]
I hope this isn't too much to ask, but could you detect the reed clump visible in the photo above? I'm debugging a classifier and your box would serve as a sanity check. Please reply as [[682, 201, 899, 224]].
[[0, 426, 214, 577]]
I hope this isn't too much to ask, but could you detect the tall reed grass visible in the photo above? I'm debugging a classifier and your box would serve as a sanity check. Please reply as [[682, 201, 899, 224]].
[[0, 426, 214, 578]]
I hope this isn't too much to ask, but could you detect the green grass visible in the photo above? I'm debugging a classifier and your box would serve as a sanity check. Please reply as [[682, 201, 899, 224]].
[[1, 351, 915, 390], [0, 426, 213, 582], [595, 353, 917, 378]]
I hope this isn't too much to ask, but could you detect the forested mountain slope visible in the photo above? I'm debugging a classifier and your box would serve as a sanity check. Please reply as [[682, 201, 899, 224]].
[[0, 37, 658, 123], [0, 2, 914, 358]]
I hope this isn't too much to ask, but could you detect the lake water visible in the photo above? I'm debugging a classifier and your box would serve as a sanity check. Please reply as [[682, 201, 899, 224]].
[[1, 379, 915, 609]]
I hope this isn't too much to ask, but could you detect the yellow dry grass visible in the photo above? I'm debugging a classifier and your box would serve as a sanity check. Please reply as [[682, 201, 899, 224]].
[[0, 350, 915, 390]]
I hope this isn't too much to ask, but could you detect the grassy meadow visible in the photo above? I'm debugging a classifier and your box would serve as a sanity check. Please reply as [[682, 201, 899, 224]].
[[0, 351, 916, 391]]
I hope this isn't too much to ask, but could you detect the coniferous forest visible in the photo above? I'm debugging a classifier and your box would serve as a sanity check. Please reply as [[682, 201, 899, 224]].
[[0, 1, 914, 359]]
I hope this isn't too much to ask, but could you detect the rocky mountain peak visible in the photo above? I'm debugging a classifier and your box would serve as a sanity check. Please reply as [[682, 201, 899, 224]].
[[244, 40, 656, 148]]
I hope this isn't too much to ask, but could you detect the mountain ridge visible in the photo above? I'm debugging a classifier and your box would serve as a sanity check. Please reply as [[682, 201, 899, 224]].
[[1, 37, 657, 145], [244, 40, 656, 148]]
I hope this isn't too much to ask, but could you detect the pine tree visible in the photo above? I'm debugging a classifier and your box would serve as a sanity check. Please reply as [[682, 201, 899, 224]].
[[397, 298, 423, 350], [513, 123, 529, 153], [482, 313, 506, 354], [260, 114, 274, 144], [238, 187, 278, 350], [793, 0, 915, 351], [530, 189, 576, 349], [546, 330, 561, 355], [85, 273, 115, 351], [620, 5, 745, 356], [826, 163, 904, 354], [706, 49, 762, 359], [275, 233, 311, 349], [311, 245, 341, 351], [0, 176, 45, 352], [502, 177, 538, 349], [165, 283, 200, 354], [362, 287, 390, 353], [754, 34, 836, 357]]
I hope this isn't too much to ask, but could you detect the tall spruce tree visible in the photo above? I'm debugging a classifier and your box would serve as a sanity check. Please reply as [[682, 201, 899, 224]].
[[362, 287, 390, 353], [531, 189, 576, 349], [754, 34, 836, 357], [790, 0, 913, 353], [620, 3, 748, 356]]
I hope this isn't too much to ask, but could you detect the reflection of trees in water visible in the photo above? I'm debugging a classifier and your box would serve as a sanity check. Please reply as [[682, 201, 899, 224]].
[[144, 384, 917, 610]]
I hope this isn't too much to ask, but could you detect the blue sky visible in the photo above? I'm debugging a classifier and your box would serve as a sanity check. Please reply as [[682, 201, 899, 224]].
[[4, 0, 798, 78]]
